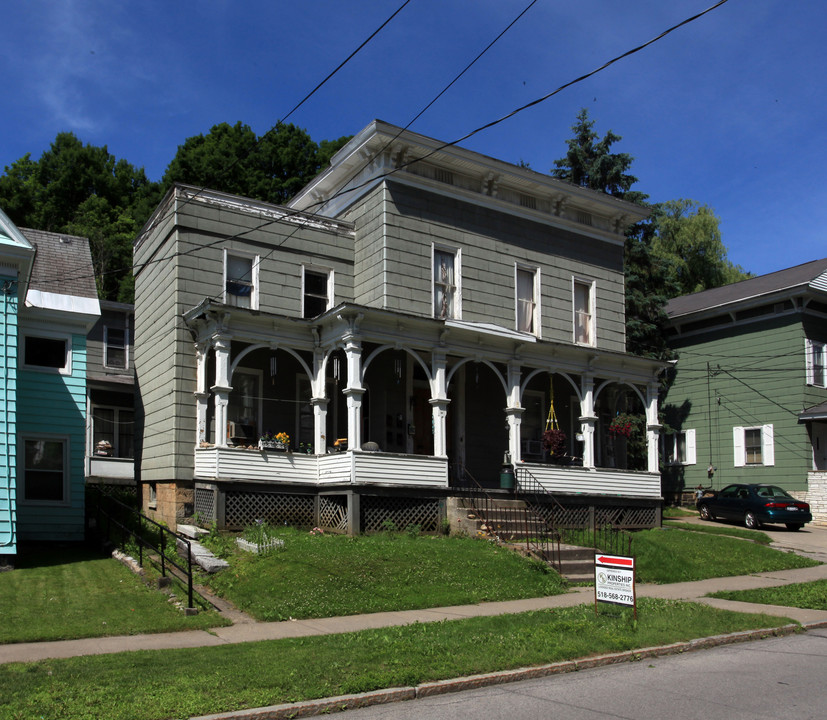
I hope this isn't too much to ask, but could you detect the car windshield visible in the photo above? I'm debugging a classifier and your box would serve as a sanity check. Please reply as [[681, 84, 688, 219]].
[[757, 486, 794, 499]]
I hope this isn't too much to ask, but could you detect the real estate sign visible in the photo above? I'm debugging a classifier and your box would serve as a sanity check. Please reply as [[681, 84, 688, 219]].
[[594, 554, 636, 614]]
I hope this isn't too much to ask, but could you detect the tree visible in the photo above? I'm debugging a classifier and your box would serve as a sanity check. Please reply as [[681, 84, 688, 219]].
[[650, 199, 751, 296], [161, 121, 351, 206]]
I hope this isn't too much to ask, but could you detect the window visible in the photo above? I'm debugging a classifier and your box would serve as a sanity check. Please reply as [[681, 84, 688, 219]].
[[104, 327, 128, 369], [434, 247, 459, 320], [516, 266, 539, 335], [303, 268, 332, 318], [224, 251, 258, 309], [92, 407, 135, 458], [573, 279, 594, 345], [23, 438, 67, 502], [664, 429, 696, 465], [806, 339, 825, 387], [733, 425, 775, 467], [24, 335, 70, 374]]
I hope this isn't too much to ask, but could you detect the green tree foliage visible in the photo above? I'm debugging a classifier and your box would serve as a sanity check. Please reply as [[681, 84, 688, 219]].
[[161, 121, 351, 206], [650, 199, 751, 296], [0, 132, 161, 302]]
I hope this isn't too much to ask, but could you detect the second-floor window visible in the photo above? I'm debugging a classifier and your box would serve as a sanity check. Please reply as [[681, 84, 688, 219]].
[[92, 407, 135, 459], [224, 251, 258, 309], [434, 248, 459, 319], [733, 424, 775, 467], [806, 339, 825, 387], [303, 268, 332, 318], [516, 266, 538, 334], [23, 335, 71, 375], [573, 279, 594, 345], [104, 327, 128, 369]]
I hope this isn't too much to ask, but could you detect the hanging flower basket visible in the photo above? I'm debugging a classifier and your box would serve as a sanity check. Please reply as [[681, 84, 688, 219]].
[[608, 413, 639, 440], [542, 428, 568, 458]]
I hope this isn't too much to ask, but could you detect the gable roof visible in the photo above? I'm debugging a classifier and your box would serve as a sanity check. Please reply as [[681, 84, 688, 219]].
[[666, 258, 827, 320], [20, 228, 99, 300]]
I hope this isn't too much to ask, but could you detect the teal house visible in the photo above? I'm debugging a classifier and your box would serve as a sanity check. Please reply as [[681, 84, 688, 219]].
[[0, 209, 100, 557], [0, 209, 34, 559], [662, 259, 827, 523]]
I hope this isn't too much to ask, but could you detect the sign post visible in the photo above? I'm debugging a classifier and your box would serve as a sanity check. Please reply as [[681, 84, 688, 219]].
[[594, 553, 636, 618]]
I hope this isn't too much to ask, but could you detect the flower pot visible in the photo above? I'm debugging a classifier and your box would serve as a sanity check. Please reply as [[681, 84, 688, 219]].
[[259, 440, 288, 452]]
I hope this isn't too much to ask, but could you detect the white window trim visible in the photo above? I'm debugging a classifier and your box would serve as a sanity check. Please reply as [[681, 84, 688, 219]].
[[805, 338, 826, 387], [22, 331, 73, 376], [664, 429, 696, 466], [432, 244, 461, 320], [572, 277, 596, 346], [301, 265, 334, 318], [20, 434, 71, 506], [103, 325, 129, 370], [733, 424, 775, 467], [223, 248, 260, 310], [515, 264, 541, 337]]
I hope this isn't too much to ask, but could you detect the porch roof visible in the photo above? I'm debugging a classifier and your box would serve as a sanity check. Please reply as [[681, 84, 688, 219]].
[[800, 400, 827, 421]]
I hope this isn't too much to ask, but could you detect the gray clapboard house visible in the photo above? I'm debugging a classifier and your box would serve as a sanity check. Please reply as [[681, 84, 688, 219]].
[[133, 120, 666, 532], [662, 259, 827, 522]]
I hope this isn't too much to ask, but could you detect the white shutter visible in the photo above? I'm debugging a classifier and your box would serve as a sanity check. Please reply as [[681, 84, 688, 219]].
[[733, 426, 745, 467], [685, 429, 697, 465], [806, 339, 814, 385], [762, 424, 775, 466]]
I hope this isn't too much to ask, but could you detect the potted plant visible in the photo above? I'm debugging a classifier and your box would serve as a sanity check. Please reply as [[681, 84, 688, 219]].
[[608, 413, 638, 440], [259, 431, 290, 451], [542, 428, 568, 463]]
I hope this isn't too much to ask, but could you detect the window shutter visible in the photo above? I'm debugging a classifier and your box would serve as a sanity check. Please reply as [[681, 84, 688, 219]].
[[806, 339, 814, 385], [685, 429, 697, 465], [733, 426, 745, 467], [762, 424, 775, 466]]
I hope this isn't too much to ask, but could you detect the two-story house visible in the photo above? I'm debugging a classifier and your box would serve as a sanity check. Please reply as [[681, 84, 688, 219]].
[[134, 120, 666, 533], [85, 300, 136, 489], [663, 259, 827, 523], [14, 225, 100, 545]]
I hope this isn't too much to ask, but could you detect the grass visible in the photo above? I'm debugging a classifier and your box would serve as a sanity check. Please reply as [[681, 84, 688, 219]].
[[632, 528, 819, 584], [0, 545, 230, 644], [0, 598, 794, 720], [201, 528, 569, 621], [709, 579, 827, 610], [662, 506, 697, 518], [661, 521, 772, 544]]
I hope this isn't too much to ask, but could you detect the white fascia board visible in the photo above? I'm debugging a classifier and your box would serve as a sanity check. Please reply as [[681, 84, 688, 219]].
[[25, 289, 101, 327]]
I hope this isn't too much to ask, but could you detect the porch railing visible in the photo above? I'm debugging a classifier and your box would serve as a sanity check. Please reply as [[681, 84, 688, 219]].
[[87, 485, 197, 610], [516, 466, 633, 558]]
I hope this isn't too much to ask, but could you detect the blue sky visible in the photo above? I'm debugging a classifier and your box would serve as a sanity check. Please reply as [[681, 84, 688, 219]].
[[1, 0, 824, 276]]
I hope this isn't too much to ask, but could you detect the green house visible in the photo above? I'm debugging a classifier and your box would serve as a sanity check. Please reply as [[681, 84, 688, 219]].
[[662, 259, 827, 523]]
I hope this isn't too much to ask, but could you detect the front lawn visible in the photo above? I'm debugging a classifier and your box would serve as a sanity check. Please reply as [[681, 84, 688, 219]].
[[201, 529, 568, 621], [0, 598, 794, 720], [709, 579, 827, 610], [633, 528, 819, 584], [0, 546, 230, 644]]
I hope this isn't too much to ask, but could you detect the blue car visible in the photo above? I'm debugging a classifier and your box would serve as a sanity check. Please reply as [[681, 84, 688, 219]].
[[697, 483, 812, 530]]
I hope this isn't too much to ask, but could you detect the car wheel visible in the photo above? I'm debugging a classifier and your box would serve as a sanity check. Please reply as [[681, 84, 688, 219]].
[[745, 511, 760, 529], [698, 504, 714, 521], [786, 523, 803, 531]]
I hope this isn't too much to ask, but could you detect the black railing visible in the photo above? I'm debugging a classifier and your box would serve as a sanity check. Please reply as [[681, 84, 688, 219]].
[[452, 465, 560, 572], [88, 485, 196, 609], [515, 466, 633, 559]]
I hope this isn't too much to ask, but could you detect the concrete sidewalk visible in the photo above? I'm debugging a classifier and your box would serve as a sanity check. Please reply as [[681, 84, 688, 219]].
[[3, 561, 827, 666]]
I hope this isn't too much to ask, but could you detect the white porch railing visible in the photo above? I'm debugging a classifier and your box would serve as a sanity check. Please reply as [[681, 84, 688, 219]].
[[518, 463, 662, 499], [194, 447, 449, 488]]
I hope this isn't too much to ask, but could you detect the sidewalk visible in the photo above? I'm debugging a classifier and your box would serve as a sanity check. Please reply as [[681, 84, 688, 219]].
[[3, 562, 827, 666]]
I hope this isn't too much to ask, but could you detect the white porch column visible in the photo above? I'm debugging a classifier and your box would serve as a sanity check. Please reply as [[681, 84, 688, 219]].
[[311, 348, 328, 454], [430, 350, 450, 458], [580, 374, 597, 469], [194, 342, 209, 444], [343, 337, 364, 451], [646, 380, 661, 473], [505, 360, 523, 464], [211, 336, 232, 447]]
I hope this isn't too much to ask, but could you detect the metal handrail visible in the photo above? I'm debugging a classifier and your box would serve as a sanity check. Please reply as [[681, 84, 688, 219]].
[[515, 466, 633, 558], [452, 464, 559, 572], [88, 485, 196, 609]]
